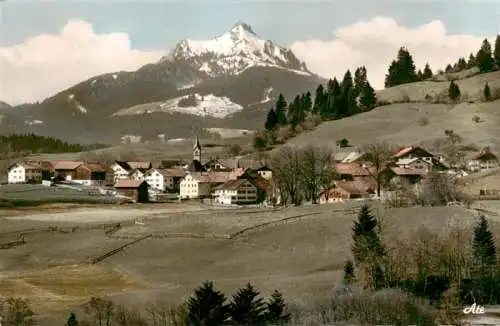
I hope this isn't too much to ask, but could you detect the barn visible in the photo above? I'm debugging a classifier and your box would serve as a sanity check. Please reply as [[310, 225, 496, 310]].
[[114, 180, 149, 203]]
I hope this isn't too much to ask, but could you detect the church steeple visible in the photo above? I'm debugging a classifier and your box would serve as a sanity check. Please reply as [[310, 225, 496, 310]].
[[193, 135, 201, 162]]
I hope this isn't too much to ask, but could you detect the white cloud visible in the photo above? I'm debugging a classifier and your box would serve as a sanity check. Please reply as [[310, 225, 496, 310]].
[[0, 19, 163, 105], [290, 17, 491, 90]]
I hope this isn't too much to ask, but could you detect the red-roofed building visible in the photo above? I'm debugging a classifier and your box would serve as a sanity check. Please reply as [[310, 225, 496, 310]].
[[393, 146, 434, 161], [114, 180, 149, 203], [319, 180, 375, 203]]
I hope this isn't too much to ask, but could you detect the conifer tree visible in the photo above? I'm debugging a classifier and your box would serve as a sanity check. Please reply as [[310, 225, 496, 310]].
[[324, 78, 341, 118], [359, 81, 377, 111], [473, 215, 497, 273], [457, 57, 467, 71], [484, 82, 492, 101], [467, 53, 477, 69], [303, 91, 312, 112], [352, 204, 385, 289], [495, 35, 500, 69], [66, 312, 79, 326], [274, 94, 288, 125], [384, 47, 417, 87], [354, 66, 368, 93], [338, 70, 354, 117], [422, 63, 433, 79], [265, 290, 291, 325], [265, 108, 278, 131], [448, 80, 461, 102], [186, 281, 229, 326], [476, 38, 495, 73], [312, 84, 326, 114], [385, 60, 398, 88], [229, 283, 267, 326], [417, 69, 423, 81], [343, 260, 355, 285], [445, 64, 453, 73]]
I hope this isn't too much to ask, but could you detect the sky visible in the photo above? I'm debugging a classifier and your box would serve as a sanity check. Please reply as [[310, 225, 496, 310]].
[[1, 0, 500, 105]]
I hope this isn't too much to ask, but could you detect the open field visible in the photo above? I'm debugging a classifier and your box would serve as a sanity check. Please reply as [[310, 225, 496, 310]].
[[0, 184, 118, 206], [2, 200, 500, 324]]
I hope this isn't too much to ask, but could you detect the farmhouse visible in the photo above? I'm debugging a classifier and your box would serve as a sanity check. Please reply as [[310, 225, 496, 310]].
[[384, 167, 427, 186], [129, 168, 146, 181], [50, 161, 84, 181], [204, 158, 231, 171], [393, 146, 434, 161], [254, 165, 273, 180], [319, 180, 375, 204], [7, 162, 43, 184], [110, 161, 152, 182], [114, 180, 149, 203], [468, 148, 499, 172], [213, 178, 261, 205], [394, 157, 448, 173], [335, 163, 374, 181], [161, 169, 187, 192], [180, 172, 234, 199], [71, 163, 107, 186]]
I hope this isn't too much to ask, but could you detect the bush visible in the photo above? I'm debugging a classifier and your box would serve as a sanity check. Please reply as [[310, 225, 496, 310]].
[[291, 288, 438, 326], [418, 116, 429, 126], [253, 133, 268, 151], [472, 115, 482, 123]]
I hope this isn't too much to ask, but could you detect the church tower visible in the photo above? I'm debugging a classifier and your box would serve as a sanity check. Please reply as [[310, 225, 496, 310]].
[[193, 135, 201, 162]]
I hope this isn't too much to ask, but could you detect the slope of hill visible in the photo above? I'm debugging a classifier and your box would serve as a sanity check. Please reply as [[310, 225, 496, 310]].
[[284, 70, 500, 155], [0, 101, 10, 109], [1, 22, 322, 145]]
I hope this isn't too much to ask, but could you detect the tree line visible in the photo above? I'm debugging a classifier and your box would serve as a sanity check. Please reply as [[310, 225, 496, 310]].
[[1, 282, 291, 325], [0, 133, 107, 154], [255, 66, 377, 151]]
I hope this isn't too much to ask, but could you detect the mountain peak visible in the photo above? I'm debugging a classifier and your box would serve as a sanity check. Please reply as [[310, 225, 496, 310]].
[[163, 22, 310, 77], [230, 21, 256, 35]]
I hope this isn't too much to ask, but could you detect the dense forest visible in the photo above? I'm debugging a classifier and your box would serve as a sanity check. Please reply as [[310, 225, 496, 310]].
[[255, 35, 500, 150], [0, 133, 107, 154]]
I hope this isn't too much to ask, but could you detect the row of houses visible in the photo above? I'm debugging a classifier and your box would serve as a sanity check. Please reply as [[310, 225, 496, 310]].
[[318, 145, 500, 203]]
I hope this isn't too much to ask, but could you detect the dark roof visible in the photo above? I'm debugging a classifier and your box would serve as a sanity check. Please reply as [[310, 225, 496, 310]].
[[472, 149, 498, 161], [255, 165, 272, 172], [188, 160, 207, 172], [115, 161, 132, 171]]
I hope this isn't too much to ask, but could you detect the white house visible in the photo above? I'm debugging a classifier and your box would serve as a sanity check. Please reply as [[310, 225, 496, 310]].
[[110, 162, 130, 182], [144, 168, 165, 191], [254, 166, 273, 180], [213, 179, 259, 205], [7, 162, 42, 184], [468, 148, 499, 172], [129, 168, 145, 181], [179, 172, 233, 199]]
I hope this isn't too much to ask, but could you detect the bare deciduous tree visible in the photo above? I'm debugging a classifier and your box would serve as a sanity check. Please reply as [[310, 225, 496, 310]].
[[363, 142, 394, 198], [0, 297, 36, 326], [83, 297, 114, 326], [300, 145, 336, 204], [270, 146, 303, 206]]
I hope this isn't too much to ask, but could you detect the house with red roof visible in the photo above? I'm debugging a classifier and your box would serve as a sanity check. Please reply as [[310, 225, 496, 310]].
[[114, 179, 149, 203], [319, 180, 375, 204]]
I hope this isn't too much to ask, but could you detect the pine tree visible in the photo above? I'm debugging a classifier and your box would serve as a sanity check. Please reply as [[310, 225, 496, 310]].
[[303, 91, 312, 112], [312, 84, 326, 114], [265, 108, 278, 131], [448, 80, 461, 102], [352, 204, 384, 265], [274, 94, 288, 125], [265, 290, 291, 325], [351, 204, 386, 289], [229, 283, 267, 326], [339, 70, 354, 117], [422, 63, 433, 79], [457, 57, 467, 71], [494, 35, 500, 69], [484, 82, 492, 101], [384, 47, 417, 87], [417, 69, 423, 81], [467, 53, 477, 69], [186, 281, 229, 326], [354, 66, 368, 94], [476, 38, 495, 73], [384, 60, 398, 88], [445, 64, 453, 73], [66, 312, 79, 326], [343, 260, 355, 285], [324, 78, 341, 118], [359, 81, 377, 111], [473, 215, 497, 272]]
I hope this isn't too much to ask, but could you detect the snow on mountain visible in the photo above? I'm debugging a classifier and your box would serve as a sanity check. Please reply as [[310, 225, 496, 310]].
[[163, 22, 310, 77], [24, 119, 44, 125], [113, 93, 243, 118], [68, 94, 88, 114]]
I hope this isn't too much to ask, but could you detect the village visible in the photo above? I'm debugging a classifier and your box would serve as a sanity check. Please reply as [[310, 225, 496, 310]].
[[4, 135, 499, 207]]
